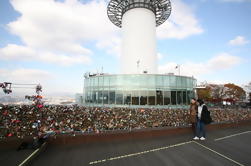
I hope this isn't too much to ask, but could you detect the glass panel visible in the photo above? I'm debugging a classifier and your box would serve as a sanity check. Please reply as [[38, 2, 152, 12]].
[[87, 91, 91, 103], [148, 75, 156, 89], [125, 75, 138, 87], [103, 91, 109, 104], [170, 76, 176, 88], [183, 91, 187, 105], [171, 91, 177, 105], [132, 91, 139, 105], [164, 76, 170, 88], [98, 91, 103, 104], [109, 91, 115, 104], [138, 75, 147, 88], [177, 77, 182, 88], [116, 75, 124, 87], [103, 76, 109, 86], [148, 91, 156, 105], [164, 91, 171, 105], [181, 77, 187, 88], [116, 91, 123, 105], [98, 76, 103, 87], [94, 77, 98, 87], [84, 79, 88, 87], [177, 91, 182, 105], [156, 90, 163, 105], [93, 91, 98, 103], [187, 91, 194, 103], [124, 91, 131, 105], [140, 91, 147, 105], [156, 75, 163, 87], [88, 78, 92, 88], [109, 76, 116, 87]]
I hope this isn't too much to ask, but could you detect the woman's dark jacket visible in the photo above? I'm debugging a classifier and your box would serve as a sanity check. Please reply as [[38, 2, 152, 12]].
[[199, 105, 212, 124]]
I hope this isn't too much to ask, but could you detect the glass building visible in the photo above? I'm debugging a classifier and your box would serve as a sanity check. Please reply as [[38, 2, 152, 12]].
[[83, 74, 196, 107]]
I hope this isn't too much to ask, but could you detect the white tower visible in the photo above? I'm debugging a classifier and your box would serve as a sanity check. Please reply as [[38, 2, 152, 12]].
[[107, 0, 171, 74]]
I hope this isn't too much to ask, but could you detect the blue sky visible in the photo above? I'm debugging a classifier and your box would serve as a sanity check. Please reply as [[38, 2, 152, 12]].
[[0, 0, 250, 96]]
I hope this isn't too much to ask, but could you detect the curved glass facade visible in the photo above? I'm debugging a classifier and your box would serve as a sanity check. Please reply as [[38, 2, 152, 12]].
[[84, 74, 196, 106]]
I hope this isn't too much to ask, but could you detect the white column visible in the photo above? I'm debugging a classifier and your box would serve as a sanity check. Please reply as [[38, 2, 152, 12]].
[[121, 8, 157, 74]]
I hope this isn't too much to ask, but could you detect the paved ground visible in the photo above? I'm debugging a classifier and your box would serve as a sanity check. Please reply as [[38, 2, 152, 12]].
[[0, 147, 33, 166], [1, 124, 251, 166]]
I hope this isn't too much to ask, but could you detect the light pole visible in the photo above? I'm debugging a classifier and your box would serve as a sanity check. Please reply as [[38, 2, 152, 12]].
[[175, 64, 181, 76]]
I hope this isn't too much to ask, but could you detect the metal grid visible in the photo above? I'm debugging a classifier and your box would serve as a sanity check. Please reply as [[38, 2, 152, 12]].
[[107, 0, 172, 28]]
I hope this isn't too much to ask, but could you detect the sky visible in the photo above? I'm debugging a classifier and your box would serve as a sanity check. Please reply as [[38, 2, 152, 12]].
[[0, 0, 250, 96]]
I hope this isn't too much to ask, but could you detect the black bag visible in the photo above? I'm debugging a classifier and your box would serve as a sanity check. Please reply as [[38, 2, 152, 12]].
[[202, 105, 213, 125]]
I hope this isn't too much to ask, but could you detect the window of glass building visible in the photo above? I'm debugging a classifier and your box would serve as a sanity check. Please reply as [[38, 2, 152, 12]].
[[148, 91, 156, 105], [138, 75, 148, 87], [98, 77, 103, 87], [187, 90, 195, 104], [170, 76, 176, 88], [177, 77, 182, 88], [109, 91, 115, 104], [94, 77, 98, 87], [164, 76, 170, 87], [183, 91, 187, 105], [103, 76, 109, 86], [171, 91, 177, 105], [177, 91, 182, 105], [140, 91, 148, 105], [109, 76, 116, 87], [181, 77, 187, 88], [103, 91, 109, 104], [116, 91, 123, 105], [124, 91, 131, 105], [93, 91, 98, 103], [164, 91, 171, 105], [98, 91, 103, 104], [156, 90, 163, 105], [87, 91, 91, 103], [156, 76, 163, 88], [132, 91, 139, 105]]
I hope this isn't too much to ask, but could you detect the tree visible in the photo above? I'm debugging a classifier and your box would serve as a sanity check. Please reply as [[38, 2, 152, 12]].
[[210, 84, 225, 100], [223, 83, 246, 101], [197, 87, 211, 101], [197, 83, 246, 103]]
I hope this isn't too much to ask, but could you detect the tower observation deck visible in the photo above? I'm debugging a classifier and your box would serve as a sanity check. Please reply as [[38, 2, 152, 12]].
[[107, 0, 172, 74], [107, 0, 172, 28]]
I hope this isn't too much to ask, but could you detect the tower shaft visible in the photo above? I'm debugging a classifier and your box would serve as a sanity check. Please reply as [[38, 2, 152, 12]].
[[121, 8, 157, 74]]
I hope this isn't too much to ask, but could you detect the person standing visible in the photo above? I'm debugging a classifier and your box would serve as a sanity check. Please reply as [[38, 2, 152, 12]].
[[189, 98, 197, 137], [193, 99, 211, 141]]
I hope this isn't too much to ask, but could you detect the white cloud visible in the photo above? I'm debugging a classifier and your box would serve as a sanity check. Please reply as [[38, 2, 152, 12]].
[[0, 68, 53, 83], [96, 36, 122, 57], [207, 53, 241, 69], [8, 0, 116, 45], [158, 53, 242, 76], [0, 44, 91, 66], [0, 44, 35, 60], [2, 0, 118, 65], [157, 0, 203, 39], [228, 36, 249, 46]]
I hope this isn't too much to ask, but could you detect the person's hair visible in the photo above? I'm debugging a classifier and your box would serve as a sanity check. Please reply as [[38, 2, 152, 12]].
[[191, 98, 196, 101], [197, 99, 204, 106]]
